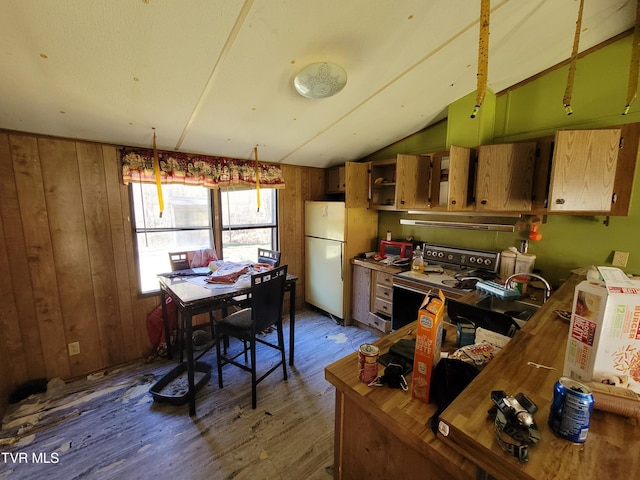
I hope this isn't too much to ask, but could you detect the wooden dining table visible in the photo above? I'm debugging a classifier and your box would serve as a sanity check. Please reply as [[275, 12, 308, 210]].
[[157, 264, 298, 415]]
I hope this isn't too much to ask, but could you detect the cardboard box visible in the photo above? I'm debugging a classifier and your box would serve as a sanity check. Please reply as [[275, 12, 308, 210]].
[[411, 290, 445, 403], [563, 267, 640, 394]]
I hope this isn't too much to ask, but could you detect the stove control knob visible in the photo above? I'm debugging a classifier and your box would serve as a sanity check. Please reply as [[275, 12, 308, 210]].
[[469, 256, 475, 263], [438, 252, 444, 258], [447, 254, 454, 261], [484, 259, 492, 266]]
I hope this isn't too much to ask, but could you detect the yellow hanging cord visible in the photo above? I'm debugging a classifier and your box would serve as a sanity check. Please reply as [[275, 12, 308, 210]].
[[152, 128, 164, 218], [254, 146, 261, 212], [471, 0, 490, 119], [563, 0, 584, 116], [623, 0, 640, 115]]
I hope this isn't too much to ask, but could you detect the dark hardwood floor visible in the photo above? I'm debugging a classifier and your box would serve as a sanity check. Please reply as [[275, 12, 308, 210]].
[[0, 310, 380, 480]]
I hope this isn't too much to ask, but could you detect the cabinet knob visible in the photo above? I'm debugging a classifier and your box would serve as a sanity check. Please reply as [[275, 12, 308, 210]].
[[480, 199, 488, 205], [555, 198, 565, 205], [451, 200, 457, 205]]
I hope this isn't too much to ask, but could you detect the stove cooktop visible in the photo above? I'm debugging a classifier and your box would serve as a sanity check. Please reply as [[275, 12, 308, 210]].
[[393, 244, 500, 295]]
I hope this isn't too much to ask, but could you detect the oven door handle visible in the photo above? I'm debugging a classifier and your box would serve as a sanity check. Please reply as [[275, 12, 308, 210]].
[[393, 283, 434, 296]]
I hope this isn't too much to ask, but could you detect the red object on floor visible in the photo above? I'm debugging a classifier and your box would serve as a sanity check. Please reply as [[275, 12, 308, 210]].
[[146, 297, 177, 350]]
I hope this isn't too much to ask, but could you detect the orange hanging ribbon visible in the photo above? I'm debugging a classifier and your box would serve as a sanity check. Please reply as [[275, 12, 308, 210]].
[[254, 146, 261, 212], [152, 128, 164, 218], [471, 0, 490, 119], [563, 0, 584, 115], [623, 0, 640, 115]]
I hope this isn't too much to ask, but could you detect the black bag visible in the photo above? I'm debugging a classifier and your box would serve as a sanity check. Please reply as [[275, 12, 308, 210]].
[[428, 358, 480, 432]]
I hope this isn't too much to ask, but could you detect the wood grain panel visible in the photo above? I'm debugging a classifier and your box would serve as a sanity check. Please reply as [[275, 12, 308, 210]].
[[38, 137, 102, 377], [476, 142, 535, 211], [549, 129, 620, 212], [77, 142, 125, 366], [10, 134, 71, 379], [610, 122, 639, 216], [102, 145, 138, 356], [0, 134, 45, 382]]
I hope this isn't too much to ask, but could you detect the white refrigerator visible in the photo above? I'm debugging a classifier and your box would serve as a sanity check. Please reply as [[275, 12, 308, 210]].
[[304, 201, 378, 322]]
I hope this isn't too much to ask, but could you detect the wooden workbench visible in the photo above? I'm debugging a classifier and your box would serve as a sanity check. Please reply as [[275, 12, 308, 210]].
[[325, 274, 640, 479]]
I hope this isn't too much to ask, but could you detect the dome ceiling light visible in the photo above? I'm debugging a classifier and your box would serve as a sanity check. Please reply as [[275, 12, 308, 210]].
[[293, 62, 347, 99]]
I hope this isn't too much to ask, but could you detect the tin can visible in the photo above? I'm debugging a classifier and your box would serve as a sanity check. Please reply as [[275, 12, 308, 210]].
[[548, 377, 594, 443], [358, 344, 379, 383]]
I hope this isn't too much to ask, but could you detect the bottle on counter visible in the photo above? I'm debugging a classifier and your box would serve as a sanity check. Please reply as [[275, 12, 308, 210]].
[[412, 246, 424, 273]]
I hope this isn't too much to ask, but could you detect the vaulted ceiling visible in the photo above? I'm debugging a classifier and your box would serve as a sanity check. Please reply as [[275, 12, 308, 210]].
[[0, 0, 635, 168]]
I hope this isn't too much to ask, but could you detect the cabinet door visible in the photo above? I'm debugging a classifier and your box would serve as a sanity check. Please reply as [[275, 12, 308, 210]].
[[445, 145, 474, 211], [351, 265, 371, 324], [396, 154, 430, 209], [548, 129, 620, 212], [345, 162, 370, 208], [325, 166, 345, 194], [476, 142, 536, 211]]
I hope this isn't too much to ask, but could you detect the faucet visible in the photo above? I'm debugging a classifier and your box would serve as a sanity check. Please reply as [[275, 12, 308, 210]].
[[505, 273, 552, 302]]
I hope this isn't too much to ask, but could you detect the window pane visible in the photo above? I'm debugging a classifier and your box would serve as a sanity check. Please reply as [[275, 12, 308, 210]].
[[131, 183, 213, 294], [132, 183, 211, 230], [220, 188, 277, 261], [222, 227, 274, 262], [221, 189, 276, 227]]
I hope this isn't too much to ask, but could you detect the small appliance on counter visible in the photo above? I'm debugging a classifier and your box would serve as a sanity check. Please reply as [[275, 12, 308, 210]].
[[380, 239, 414, 259]]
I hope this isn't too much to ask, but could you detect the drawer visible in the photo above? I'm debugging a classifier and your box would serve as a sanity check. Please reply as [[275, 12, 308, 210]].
[[367, 312, 391, 333], [375, 284, 392, 302], [376, 272, 394, 288], [374, 297, 392, 316]]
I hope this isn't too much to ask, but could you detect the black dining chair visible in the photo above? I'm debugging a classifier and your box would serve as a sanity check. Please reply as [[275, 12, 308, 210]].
[[215, 265, 288, 409], [257, 248, 281, 267], [167, 250, 218, 362], [229, 248, 281, 309]]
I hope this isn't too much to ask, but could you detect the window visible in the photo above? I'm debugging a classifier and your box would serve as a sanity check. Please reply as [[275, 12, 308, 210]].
[[131, 183, 213, 294], [220, 188, 278, 261]]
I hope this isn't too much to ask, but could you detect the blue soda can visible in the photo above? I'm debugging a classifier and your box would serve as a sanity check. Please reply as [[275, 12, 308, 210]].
[[548, 377, 594, 443]]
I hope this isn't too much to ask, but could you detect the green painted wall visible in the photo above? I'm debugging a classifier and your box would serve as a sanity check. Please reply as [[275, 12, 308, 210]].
[[367, 33, 640, 286]]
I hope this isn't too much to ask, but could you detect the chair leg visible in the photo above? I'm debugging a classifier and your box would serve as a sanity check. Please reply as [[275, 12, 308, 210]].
[[215, 331, 224, 389], [251, 336, 257, 409], [277, 320, 287, 381]]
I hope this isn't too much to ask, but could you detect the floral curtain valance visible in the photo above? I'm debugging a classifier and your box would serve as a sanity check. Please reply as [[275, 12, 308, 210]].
[[121, 148, 285, 189]]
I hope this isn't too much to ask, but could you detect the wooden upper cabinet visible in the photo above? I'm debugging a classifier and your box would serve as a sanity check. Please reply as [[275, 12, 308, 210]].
[[344, 161, 370, 208], [423, 146, 474, 211], [325, 166, 345, 194], [548, 129, 621, 212], [476, 142, 536, 212], [370, 154, 429, 210], [395, 154, 430, 209]]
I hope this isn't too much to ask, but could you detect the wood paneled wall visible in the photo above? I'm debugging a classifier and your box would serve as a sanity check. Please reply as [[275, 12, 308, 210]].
[[0, 130, 324, 415]]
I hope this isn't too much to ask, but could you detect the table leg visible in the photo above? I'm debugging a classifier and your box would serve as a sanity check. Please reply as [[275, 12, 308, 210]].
[[160, 288, 173, 360], [288, 282, 296, 366], [184, 310, 196, 416]]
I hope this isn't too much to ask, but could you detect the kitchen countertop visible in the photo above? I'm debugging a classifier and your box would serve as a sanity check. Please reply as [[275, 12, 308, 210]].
[[351, 256, 406, 274], [438, 274, 640, 479], [326, 273, 640, 479]]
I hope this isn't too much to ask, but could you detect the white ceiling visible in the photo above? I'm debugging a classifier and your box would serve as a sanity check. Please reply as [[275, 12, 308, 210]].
[[0, 0, 635, 168]]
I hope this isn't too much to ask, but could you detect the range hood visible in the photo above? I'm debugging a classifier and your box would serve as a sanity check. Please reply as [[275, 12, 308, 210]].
[[400, 211, 522, 232]]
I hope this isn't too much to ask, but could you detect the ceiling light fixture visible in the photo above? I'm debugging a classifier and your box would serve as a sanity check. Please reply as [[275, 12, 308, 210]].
[[293, 62, 347, 99]]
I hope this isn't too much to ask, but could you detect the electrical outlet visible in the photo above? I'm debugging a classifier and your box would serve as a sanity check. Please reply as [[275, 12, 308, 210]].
[[612, 251, 629, 268], [68, 342, 80, 356]]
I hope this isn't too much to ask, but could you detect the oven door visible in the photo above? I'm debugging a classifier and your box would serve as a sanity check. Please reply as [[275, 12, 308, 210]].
[[392, 283, 428, 330]]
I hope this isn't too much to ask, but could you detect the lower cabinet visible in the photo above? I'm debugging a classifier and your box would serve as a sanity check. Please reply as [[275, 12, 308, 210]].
[[352, 262, 399, 333]]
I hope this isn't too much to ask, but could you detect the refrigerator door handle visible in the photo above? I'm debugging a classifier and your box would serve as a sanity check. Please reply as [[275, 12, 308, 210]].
[[340, 243, 344, 281]]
